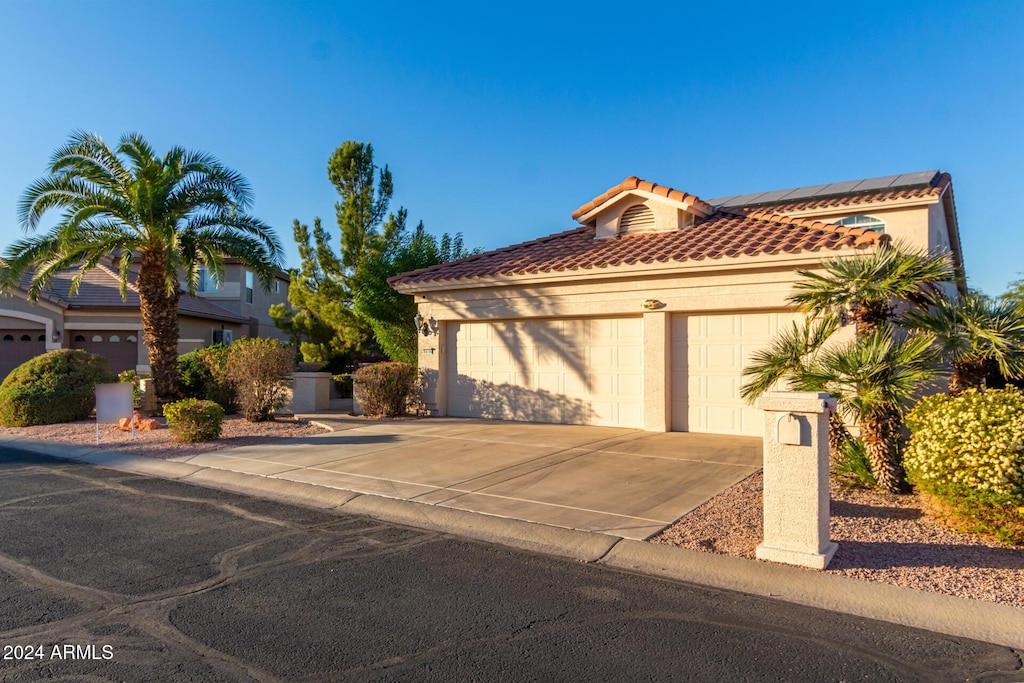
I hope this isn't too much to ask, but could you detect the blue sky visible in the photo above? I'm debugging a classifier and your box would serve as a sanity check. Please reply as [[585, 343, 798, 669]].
[[1, 1, 1022, 295]]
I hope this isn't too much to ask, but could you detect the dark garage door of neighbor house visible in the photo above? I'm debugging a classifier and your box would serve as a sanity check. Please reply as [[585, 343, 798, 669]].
[[1, 330, 47, 381], [71, 332, 139, 374]]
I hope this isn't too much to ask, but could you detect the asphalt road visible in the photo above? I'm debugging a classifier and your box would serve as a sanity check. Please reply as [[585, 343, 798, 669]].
[[0, 447, 1020, 682]]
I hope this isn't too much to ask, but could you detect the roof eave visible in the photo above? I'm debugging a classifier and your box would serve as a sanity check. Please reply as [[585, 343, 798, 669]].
[[392, 243, 884, 294]]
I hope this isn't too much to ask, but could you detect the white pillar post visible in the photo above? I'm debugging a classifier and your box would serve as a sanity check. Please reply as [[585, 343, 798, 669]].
[[754, 391, 837, 570]]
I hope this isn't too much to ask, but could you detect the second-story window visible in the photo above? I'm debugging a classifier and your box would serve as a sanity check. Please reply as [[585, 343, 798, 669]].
[[245, 270, 254, 304], [197, 266, 221, 292]]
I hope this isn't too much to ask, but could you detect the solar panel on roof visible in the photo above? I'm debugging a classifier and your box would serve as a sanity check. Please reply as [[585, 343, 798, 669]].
[[849, 174, 904, 192], [890, 170, 938, 188], [748, 189, 795, 203], [817, 180, 863, 195], [708, 170, 940, 207]]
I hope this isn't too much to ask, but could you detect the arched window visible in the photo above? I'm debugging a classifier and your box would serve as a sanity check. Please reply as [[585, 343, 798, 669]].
[[91, 335, 103, 343], [20, 334, 31, 341], [2, 335, 13, 342], [836, 215, 885, 233], [38, 334, 45, 342], [74, 334, 85, 342], [109, 335, 120, 342], [127, 334, 137, 343]]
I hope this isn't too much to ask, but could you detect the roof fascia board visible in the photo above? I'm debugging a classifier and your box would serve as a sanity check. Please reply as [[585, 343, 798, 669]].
[[393, 246, 880, 293], [576, 188, 713, 224]]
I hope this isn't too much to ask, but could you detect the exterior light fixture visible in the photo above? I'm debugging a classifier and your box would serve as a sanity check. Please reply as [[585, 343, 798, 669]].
[[414, 313, 439, 337], [51, 329, 61, 342], [642, 299, 665, 310]]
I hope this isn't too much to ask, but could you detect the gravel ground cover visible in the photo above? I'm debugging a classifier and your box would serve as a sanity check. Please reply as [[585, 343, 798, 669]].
[[652, 471, 1024, 608], [0, 414, 327, 460]]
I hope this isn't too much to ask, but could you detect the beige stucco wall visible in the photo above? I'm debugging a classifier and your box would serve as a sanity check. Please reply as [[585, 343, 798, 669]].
[[410, 253, 869, 429]]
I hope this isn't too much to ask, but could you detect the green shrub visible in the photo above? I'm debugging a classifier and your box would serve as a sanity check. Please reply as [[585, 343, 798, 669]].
[[906, 388, 1024, 503], [905, 388, 1024, 544], [353, 362, 416, 418], [225, 338, 293, 422], [118, 369, 143, 408], [332, 373, 353, 399], [0, 349, 117, 427], [177, 351, 210, 399], [164, 398, 224, 442], [177, 344, 236, 412], [832, 438, 876, 488]]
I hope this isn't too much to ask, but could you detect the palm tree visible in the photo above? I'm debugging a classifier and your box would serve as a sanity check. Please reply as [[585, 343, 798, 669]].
[[1, 131, 283, 404], [789, 245, 954, 335], [739, 315, 855, 456], [743, 245, 957, 492], [901, 291, 1024, 394], [796, 328, 943, 493]]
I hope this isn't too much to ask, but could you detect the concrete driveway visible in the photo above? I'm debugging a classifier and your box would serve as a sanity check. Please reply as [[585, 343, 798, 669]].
[[173, 416, 762, 540]]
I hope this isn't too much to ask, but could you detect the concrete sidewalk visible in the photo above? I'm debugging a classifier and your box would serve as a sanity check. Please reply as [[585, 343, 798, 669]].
[[172, 415, 763, 540]]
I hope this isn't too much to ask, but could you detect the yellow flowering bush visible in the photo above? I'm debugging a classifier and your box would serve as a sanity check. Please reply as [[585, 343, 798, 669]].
[[905, 388, 1024, 505]]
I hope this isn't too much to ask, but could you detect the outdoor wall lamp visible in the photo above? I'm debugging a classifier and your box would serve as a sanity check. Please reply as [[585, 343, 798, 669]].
[[51, 329, 61, 342], [414, 313, 439, 337], [642, 299, 665, 310]]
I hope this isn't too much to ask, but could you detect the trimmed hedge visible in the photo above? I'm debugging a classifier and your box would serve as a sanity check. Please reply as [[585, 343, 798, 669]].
[[164, 398, 224, 442], [353, 362, 416, 418], [905, 388, 1024, 544], [0, 350, 116, 427]]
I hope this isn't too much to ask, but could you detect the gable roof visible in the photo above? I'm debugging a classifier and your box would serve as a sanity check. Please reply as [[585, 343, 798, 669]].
[[14, 264, 250, 323], [571, 176, 716, 222], [709, 170, 950, 213], [390, 203, 886, 289]]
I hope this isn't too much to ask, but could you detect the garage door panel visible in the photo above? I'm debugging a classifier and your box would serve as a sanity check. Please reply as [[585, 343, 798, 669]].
[[447, 318, 643, 428], [673, 311, 800, 436]]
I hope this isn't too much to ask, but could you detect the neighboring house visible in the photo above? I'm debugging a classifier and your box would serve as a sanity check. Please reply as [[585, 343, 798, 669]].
[[188, 259, 292, 342], [0, 260, 291, 380], [390, 170, 963, 437]]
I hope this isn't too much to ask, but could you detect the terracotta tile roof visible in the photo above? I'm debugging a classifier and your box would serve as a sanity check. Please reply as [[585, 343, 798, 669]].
[[14, 264, 250, 323], [717, 172, 951, 213], [571, 176, 715, 221], [390, 207, 887, 288]]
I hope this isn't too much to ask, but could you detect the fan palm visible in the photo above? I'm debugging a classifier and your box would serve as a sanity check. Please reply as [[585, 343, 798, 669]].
[[739, 315, 854, 456], [788, 246, 954, 335], [901, 291, 1024, 394], [1, 131, 283, 403], [795, 328, 943, 493]]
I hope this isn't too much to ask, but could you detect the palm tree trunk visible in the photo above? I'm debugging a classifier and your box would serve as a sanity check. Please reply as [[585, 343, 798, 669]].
[[860, 408, 907, 494], [828, 410, 853, 458], [950, 361, 987, 396], [137, 254, 181, 406]]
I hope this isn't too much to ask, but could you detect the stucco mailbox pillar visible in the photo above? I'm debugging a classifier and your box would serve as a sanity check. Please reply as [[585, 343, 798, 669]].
[[754, 391, 837, 570], [289, 372, 331, 413]]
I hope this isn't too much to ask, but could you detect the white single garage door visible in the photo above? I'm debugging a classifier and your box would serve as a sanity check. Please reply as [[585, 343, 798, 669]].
[[446, 318, 643, 428], [671, 311, 801, 436]]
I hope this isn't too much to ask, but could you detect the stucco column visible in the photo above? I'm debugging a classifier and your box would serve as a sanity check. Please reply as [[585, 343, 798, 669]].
[[416, 309, 443, 416], [754, 391, 837, 569], [642, 311, 670, 432]]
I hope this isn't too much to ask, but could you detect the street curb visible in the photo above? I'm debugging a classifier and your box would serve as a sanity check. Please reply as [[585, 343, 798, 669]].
[[602, 540, 1024, 649], [338, 494, 618, 562], [4, 436, 1022, 649]]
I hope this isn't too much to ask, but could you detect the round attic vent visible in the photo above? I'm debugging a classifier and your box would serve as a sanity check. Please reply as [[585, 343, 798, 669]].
[[619, 204, 657, 234]]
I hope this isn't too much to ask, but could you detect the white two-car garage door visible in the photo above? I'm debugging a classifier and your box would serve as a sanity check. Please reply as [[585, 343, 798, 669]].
[[446, 318, 643, 428], [671, 311, 801, 436]]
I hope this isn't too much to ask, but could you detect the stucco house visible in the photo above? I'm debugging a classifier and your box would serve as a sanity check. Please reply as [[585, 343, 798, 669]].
[[390, 170, 964, 437], [0, 260, 291, 380]]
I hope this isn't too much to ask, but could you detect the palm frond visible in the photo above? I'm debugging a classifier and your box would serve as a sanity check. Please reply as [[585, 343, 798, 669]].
[[740, 314, 838, 402]]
